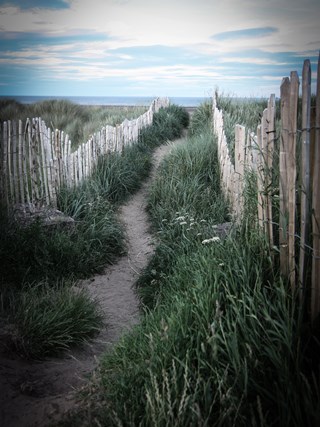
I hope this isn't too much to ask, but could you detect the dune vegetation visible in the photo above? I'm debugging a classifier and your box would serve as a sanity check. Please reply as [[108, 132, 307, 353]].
[[61, 101, 320, 427], [0, 98, 147, 149], [0, 103, 189, 359]]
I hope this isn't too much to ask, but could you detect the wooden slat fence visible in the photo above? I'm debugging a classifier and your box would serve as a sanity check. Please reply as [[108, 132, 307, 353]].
[[212, 54, 320, 323], [0, 97, 169, 210]]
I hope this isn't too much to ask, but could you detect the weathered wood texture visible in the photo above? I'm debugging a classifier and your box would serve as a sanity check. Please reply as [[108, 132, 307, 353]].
[[213, 55, 320, 323], [212, 93, 275, 224], [311, 53, 320, 323], [0, 97, 169, 209]]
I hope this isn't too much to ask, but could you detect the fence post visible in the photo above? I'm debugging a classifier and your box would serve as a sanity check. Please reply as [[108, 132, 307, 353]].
[[299, 60, 312, 295], [256, 124, 265, 229], [311, 53, 320, 323], [235, 124, 246, 217], [12, 120, 19, 204], [280, 72, 299, 288], [288, 72, 299, 289], [266, 95, 276, 249], [1, 122, 9, 207]]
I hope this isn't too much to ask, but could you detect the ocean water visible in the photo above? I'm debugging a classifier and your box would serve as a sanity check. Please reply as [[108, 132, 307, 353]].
[[0, 95, 210, 107]]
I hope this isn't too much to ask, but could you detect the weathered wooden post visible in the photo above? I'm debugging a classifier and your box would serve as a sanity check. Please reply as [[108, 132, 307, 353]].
[[279, 72, 299, 289], [299, 60, 312, 294], [311, 53, 320, 323]]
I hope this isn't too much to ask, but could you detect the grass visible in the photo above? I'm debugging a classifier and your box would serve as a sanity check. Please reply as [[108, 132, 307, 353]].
[[0, 98, 147, 149], [188, 100, 213, 136], [63, 103, 320, 426], [215, 91, 270, 162], [1, 281, 103, 360], [0, 103, 189, 359]]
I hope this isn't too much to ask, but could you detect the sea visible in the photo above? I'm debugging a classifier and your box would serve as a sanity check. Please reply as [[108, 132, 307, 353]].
[[0, 95, 210, 107]]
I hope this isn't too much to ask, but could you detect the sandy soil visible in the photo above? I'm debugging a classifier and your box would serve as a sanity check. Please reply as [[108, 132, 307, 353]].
[[0, 136, 186, 427]]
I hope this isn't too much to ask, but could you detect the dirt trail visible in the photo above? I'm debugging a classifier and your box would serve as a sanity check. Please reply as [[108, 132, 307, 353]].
[[0, 136, 186, 427]]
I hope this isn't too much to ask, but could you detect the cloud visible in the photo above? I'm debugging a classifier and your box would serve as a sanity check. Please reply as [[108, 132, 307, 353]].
[[0, 0, 319, 97], [0, 0, 70, 9], [212, 27, 278, 41], [219, 56, 287, 66]]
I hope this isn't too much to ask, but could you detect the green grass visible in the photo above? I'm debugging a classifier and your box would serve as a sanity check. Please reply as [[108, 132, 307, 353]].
[[215, 92, 270, 162], [188, 100, 213, 136], [0, 200, 124, 286], [64, 103, 320, 426], [0, 99, 147, 149], [1, 281, 103, 360], [0, 104, 188, 287], [0, 104, 189, 360]]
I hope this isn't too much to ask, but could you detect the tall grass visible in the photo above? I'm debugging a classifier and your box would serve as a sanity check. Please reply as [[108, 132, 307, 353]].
[[1, 281, 103, 359], [0, 104, 189, 359], [69, 103, 320, 426], [215, 92, 270, 162], [188, 100, 212, 136], [0, 99, 147, 149]]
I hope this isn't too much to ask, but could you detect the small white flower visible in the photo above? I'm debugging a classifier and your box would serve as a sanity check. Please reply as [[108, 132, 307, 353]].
[[176, 216, 185, 221], [219, 263, 224, 267], [202, 237, 221, 244], [180, 221, 187, 225]]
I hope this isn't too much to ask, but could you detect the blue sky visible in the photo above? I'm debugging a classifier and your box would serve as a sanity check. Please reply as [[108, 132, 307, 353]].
[[0, 0, 319, 98]]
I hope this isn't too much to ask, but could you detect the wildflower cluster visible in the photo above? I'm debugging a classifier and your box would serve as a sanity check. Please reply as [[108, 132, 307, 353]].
[[158, 212, 224, 246]]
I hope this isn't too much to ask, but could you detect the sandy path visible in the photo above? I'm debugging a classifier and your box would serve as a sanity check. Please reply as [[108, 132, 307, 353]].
[[0, 136, 186, 427]]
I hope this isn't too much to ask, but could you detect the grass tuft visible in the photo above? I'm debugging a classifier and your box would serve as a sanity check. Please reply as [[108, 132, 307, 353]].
[[2, 281, 103, 360]]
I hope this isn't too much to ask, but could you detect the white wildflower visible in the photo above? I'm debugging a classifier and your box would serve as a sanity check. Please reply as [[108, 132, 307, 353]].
[[202, 237, 221, 244]]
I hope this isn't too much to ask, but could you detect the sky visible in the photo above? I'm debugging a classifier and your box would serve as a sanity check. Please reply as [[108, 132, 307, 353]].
[[0, 0, 319, 98]]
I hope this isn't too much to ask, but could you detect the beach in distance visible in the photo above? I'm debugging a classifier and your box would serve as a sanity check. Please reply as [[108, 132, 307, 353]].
[[0, 95, 210, 108]]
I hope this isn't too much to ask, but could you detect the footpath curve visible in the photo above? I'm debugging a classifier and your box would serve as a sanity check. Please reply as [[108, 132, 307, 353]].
[[0, 134, 187, 427]]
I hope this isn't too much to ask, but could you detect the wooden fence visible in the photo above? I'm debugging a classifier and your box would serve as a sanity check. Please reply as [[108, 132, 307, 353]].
[[0, 97, 169, 210], [213, 54, 320, 323]]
